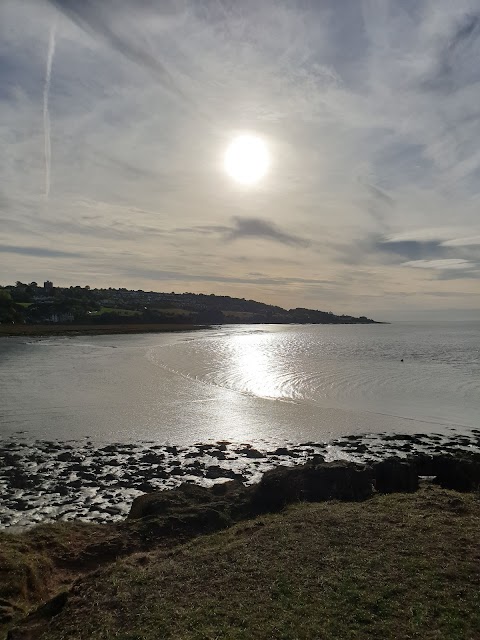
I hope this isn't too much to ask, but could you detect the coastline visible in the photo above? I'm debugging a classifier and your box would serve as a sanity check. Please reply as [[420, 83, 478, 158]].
[[1, 429, 479, 529], [2, 451, 480, 639], [0, 321, 390, 338], [0, 323, 210, 338]]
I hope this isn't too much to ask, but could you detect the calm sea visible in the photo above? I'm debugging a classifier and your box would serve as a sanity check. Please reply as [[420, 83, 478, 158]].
[[0, 322, 478, 445]]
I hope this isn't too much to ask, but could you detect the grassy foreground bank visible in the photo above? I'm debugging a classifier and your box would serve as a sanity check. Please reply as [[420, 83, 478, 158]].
[[0, 324, 208, 337], [2, 484, 479, 640]]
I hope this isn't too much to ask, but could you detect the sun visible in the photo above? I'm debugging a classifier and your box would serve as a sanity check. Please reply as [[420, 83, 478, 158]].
[[224, 134, 270, 185]]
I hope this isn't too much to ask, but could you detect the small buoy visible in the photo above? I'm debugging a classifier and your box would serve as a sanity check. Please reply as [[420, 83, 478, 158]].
[[400, 358, 404, 362]]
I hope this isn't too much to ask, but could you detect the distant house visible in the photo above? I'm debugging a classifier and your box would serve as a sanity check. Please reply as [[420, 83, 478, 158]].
[[49, 312, 74, 323], [44, 280, 54, 295]]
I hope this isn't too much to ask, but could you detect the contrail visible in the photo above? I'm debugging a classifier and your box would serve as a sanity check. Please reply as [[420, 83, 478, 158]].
[[43, 20, 57, 198]]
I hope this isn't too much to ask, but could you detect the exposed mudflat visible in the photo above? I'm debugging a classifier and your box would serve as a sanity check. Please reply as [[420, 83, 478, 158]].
[[1, 429, 479, 528]]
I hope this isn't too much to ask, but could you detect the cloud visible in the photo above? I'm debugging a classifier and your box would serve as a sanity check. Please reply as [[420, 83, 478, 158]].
[[376, 239, 447, 261], [0, 244, 83, 258], [47, 0, 190, 106], [172, 217, 310, 247], [225, 217, 310, 247], [383, 228, 471, 243], [422, 13, 480, 93], [441, 235, 480, 247], [401, 259, 473, 270], [119, 266, 330, 288]]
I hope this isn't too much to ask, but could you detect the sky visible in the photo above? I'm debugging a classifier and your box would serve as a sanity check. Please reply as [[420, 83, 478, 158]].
[[1, 0, 479, 321]]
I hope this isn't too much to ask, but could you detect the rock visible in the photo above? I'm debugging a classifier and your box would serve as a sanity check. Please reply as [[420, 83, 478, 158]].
[[243, 448, 265, 459], [209, 450, 227, 460], [251, 466, 305, 512], [251, 461, 374, 513], [184, 466, 204, 477], [77, 471, 96, 481], [411, 453, 437, 476], [170, 468, 186, 477], [304, 461, 374, 502], [135, 482, 155, 493], [273, 447, 290, 456], [205, 466, 238, 480], [100, 445, 118, 453], [53, 484, 70, 496], [165, 446, 178, 455], [350, 444, 368, 453], [5, 469, 31, 489], [128, 483, 216, 520], [141, 452, 165, 464], [211, 480, 244, 497], [56, 452, 80, 463], [373, 458, 418, 493], [11, 499, 30, 511], [1, 453, 21, 466], [432, 453, 480, 492]]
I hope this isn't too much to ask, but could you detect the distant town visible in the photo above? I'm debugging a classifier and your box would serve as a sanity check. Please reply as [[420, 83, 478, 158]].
[[0, 280, 377, 326]]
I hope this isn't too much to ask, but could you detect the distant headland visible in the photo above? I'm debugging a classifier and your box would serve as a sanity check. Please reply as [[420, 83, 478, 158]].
[[0, 280, 381, 332]]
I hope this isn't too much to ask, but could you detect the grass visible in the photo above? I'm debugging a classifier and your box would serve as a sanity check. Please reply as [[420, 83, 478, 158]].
[[88, 307, 141, 317], [0, 523, 119, 635], [5, 485, 479, 640], [0, 324, 207, 337]]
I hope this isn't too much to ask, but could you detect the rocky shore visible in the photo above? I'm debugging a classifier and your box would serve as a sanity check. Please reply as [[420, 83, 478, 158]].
[[1, 429, 479, 529], [2, 446, 480, 639]]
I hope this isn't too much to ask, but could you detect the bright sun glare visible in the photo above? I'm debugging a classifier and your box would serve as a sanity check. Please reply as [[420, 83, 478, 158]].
[[224, 134, 270, 185]]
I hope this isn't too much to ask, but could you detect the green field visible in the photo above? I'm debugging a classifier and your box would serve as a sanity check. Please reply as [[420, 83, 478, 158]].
[[88, 307, 141, 317]]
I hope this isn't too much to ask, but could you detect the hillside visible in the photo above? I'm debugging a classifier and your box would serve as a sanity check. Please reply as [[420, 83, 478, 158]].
[[1, 283, 379, 326]]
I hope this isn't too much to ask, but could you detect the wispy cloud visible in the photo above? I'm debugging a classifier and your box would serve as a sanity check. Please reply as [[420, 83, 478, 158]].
[[402, 258, 474, 270], [47, 0, 191, 107], [225, 217, 309, 247], [441, 235, 480, 247], [0, 244, 83, 258]]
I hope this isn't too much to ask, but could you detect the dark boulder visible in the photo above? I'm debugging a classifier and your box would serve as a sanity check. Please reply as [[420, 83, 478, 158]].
[[209, 450, 227, 460], [304, 461, 374, 502], [432, 453, 480, 492], [141, 451, 165, 464], [205, 466, 240, 480], [250, 466, 306, 512], [56, 451, 81, 463], [373, 458, 418, 493], [128, 483, 216, 520], [243, 448, 265, 459], [411, 453, 437, 476], [250, 461, 374, 513]]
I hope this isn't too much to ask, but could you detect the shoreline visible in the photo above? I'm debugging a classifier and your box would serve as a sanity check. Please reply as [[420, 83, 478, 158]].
[[0, 320, 391, 338], [0, 323, 210, 338], [2, 455, 480, 638], [1, 428, 479, 530]]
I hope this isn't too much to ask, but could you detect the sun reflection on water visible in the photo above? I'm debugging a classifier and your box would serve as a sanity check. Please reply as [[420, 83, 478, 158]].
[[214, 333, 288, 400]]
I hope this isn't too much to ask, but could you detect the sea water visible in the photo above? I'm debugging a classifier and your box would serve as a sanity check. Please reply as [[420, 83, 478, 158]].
[[0, 322, 478, 445]]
